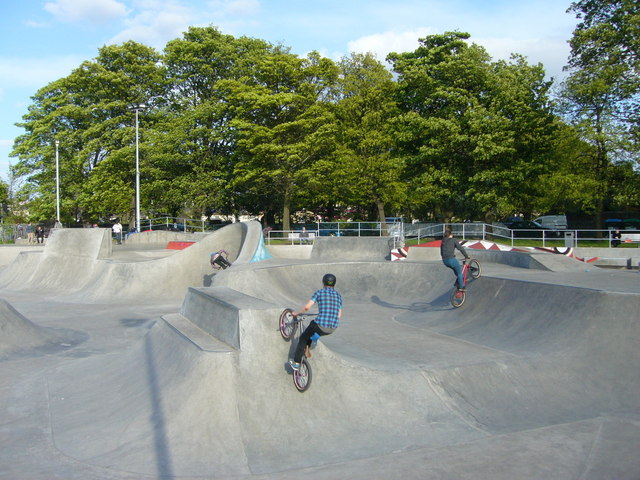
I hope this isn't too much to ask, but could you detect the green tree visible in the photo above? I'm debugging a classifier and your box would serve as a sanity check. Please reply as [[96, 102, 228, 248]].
[[389, 32, 558, 222], [332, 52, 405, 228], [10, 41, 165, 226], [0, 178, 10, 221], [568, 0, 639, 100], [226, 49, 340, 231], [558, 67, 628, 225], [537, 121, 602, 214], [561, 0, 640, 225], [155, 27, 276, 220]]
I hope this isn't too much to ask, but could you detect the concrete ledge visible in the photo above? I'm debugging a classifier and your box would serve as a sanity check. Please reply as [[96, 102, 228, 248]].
[[310, 236, 392, 261], [574, 247, 640, 258], [46, 228, 112, 259], [180, 286, 276, 349], [162, 313, 236, 352], [589, 257, 640, 269], [267, 244, 312, 259]]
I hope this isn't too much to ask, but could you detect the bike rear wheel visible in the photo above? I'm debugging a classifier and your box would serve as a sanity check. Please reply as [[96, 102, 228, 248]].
[[293, 358, 312, 392], [469, 259, 481, 279], [450, 288, 466, 308], [279, 309, 296, 340]]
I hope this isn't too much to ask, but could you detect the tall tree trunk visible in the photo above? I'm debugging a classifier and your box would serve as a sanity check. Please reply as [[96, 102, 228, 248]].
[[376, 199, 388, 236], [282, 189, 292, 232]]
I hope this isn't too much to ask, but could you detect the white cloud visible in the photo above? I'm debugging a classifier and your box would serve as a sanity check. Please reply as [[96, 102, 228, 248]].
[[348, 27, 570, 80], [108, 2, 191, 49], [474, 35, 571, 80], [348, 28, 434, 61], [44, 0, 129, 25], [207, 0, 261, 17], [226, 0, 260, 16]]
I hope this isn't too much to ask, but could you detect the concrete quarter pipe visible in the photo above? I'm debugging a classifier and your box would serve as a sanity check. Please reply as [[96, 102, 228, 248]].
[[0, 222, 639, 479]]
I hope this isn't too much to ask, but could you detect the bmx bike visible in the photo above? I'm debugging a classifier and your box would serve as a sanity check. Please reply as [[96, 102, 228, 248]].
[[450, 258, 482, 308], [279, 308, 319, 392]]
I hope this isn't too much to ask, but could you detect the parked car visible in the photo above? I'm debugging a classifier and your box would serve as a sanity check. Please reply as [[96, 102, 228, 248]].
[[503, 219, 560, 238], [533, 215, 568, 230]]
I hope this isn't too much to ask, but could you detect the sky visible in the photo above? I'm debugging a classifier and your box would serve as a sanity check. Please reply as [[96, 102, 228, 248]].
[[0, 0, 580, 183]]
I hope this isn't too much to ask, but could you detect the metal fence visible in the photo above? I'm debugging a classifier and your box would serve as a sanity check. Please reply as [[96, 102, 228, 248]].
[[140, 216, 214, 233], [3, 218, 637, 249], [1, 224, 17, 243], [407, 223, 640, 248], [264, 220, 404, 245]]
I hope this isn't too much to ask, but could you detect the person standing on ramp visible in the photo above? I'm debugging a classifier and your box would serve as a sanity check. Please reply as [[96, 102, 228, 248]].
[[289, 273, 342, 370]]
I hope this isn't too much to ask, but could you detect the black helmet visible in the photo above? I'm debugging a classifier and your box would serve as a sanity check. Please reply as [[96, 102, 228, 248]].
[[322, 273, 336, 286]]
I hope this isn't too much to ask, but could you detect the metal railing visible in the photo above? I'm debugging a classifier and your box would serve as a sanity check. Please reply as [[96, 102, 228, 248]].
[[264, 220, 404, 245], [406, 223, 640, 248], [139, 216, 228, 233]]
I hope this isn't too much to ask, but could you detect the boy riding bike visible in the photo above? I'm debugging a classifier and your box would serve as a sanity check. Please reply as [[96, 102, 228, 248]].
[[441, 228, 470, 291], [288, 273, 342, 371], [210, 250, 232, 269]]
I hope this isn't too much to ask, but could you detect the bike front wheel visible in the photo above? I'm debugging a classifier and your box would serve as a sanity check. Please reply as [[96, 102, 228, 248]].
[[468, 259, 481, 279], [279, 309, 296, 340], [293, 358, 312, 392], [450, 288, 466, 308]]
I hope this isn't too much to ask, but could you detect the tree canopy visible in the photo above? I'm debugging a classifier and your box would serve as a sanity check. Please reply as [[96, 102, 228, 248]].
[[560, 0, 640, 225], [7, 19, 639, 228]]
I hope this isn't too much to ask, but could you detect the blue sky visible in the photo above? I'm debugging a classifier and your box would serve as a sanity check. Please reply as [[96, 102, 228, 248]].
[[0, 0, 579, 182]]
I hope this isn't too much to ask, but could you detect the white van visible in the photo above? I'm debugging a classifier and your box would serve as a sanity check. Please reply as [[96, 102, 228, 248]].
[[533, 215, 568, 230]]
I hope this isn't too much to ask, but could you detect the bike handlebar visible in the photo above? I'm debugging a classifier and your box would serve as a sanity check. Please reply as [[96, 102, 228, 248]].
[[293, 312, 318, 318]]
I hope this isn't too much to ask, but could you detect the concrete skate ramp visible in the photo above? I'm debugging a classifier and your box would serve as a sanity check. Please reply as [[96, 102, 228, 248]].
[[406, 245, 589, 272], [0, 298, 80, 357], [45, 261, 640, 477], [0, 221, 263, 302], [310, 236, 391, 261]]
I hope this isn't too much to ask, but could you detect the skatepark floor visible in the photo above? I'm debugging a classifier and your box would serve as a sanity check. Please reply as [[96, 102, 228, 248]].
[[0, 227, 639, 480]]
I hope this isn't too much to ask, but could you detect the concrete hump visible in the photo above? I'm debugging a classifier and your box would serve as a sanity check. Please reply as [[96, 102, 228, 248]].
[[0, 298, 69, 356], [310, 236, 392, 261]]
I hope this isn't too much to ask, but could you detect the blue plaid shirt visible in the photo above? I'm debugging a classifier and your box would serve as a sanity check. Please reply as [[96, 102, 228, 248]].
[[311, 287, 342, 329]]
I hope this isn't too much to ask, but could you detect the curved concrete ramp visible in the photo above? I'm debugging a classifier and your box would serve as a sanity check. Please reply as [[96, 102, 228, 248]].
[[0, 221, 264, 302], [43, 261, 640, 477], [405, 245, 589, 272]]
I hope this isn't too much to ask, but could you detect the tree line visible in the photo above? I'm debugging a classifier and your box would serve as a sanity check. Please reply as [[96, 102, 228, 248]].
[[7, 1, 639, 231]]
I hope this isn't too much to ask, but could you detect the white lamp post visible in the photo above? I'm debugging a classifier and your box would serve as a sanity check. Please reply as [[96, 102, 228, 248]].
[[55, 139, 60, 226], [132, 104, 146, 232]]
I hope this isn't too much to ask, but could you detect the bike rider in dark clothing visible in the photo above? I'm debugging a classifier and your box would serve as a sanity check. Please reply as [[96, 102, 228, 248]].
[[210, 250, 232, 269], [441, 228, 470, 290]]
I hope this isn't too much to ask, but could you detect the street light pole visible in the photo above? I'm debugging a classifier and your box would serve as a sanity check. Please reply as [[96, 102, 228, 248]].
[[55, 139, 60, 226], [132, 104, 146, 232]]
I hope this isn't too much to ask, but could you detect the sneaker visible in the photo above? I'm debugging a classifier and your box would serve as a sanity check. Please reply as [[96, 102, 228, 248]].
[[288, 360, 301, 370]]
